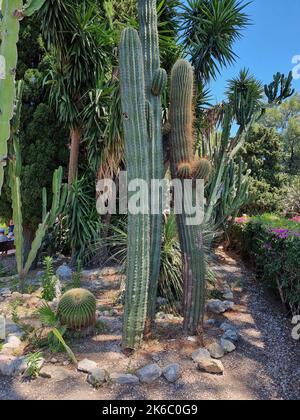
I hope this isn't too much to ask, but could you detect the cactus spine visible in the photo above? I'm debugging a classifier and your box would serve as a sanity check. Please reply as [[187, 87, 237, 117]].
[[138, 0, 167, 326], [119, 28, 151, 350], [0, 0, 46, 194], [169, 60, 207, 335]]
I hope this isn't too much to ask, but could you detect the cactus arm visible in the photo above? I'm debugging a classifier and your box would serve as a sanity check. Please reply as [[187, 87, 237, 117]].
[[0, 0, 23, 193], [138, 0, 165, 325], [42, 187, 47, 221], [23, 214, 49, 276], [49, 166, 63, 226], [119, 28, 151, 350], [22, 0, 46, 17]]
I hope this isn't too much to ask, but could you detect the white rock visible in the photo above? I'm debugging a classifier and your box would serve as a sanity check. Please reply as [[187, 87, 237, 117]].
[[110, 373, 139, 385], [137, 364, 162, 384], [87, 368, 108, 387], [187, 336, 198, 343], [220, 339, 236, 354], [223, 291, 234, 301], [220, 321, 236, 332], [0, 355, 27, 376], [197, 358, 224, 375], [163, 364, 181, 383], [206, 299, 227, 314], [56, 264, 72, 282], [223, 301, 235, 311], [207, 342, 225, 359], [77, 358, 98, 374], [191, 348, 211, 363], [1, 335, 22, 355]]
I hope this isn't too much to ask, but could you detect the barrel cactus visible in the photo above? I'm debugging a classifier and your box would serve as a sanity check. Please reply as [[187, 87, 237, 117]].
[[57, 289, 96, 331]]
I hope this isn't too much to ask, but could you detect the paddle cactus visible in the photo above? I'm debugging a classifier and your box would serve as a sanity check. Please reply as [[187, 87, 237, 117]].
[[58, 289, 96, 331], [0, 0, 46, 194], [138, 0, 167, 327], [169, 59, 208, 335], [119, 28, 151, 349]]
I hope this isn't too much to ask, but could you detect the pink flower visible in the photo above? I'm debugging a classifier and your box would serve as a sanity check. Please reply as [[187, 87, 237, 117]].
[[289, 216, 300, 223]]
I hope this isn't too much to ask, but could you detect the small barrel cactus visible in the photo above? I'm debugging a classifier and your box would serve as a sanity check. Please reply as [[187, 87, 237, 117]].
[[57, 288, 96, 330]]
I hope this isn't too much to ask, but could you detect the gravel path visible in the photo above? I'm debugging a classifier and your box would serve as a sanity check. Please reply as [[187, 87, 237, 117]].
[[1, 248, 299, 400]]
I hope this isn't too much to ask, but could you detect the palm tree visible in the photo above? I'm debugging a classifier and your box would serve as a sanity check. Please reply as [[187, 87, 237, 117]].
[[180, 0, 250, 84], [39, 0, 114, 185]]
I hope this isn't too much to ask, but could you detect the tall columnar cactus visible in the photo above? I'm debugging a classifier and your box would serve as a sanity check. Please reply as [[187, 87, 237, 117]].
[[0, 0, 46, 194], [169, 60, 210, 335], [119, 28, 151, 350], [138, 0, 167, 327]]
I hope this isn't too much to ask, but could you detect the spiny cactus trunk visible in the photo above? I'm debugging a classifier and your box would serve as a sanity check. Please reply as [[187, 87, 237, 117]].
[[119, 28, 151, 350], [138, 0, 166, 331], [169, 60, 207, 336], [0, 0, 23, 194]]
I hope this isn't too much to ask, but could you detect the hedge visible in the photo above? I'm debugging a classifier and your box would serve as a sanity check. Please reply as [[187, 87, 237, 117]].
[[230, 214, 300, 315]]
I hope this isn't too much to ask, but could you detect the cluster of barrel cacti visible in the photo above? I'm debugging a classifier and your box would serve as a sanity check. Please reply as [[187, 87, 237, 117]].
[[0, 0, 46, 194]]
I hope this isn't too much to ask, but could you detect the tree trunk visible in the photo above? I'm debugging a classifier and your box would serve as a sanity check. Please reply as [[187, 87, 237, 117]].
[[23, 225, 36, 268], [68, 128, 82, 186]]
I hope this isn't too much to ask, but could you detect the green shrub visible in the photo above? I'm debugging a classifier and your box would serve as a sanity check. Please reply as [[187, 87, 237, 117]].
[[230, 215, 300, 314], [41, 257, 57, 302]]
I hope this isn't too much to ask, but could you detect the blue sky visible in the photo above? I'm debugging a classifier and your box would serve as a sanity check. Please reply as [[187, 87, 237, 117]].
[[186, 0, 300, 103]]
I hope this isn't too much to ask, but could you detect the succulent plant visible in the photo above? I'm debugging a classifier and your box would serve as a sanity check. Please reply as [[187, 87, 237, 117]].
[[169, 59, 208, 335], [57, 288, 96, 331]]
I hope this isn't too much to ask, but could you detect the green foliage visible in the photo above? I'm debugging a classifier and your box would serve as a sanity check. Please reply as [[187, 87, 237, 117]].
[[66, 174, 101, 262], [41, 257, 57, 302], [226, 69, 264, 128], [260, 94, 300, 176], [241, 124, 286, 214], [158, 214, 182, 314], [180, 0, 250, 83], [264, 72, 295, 105], [57, 288, 96, 331], [230, 217, 300, 315], [72, 260, 82, 289], [37, 303, 77, 363], [282, 177, 300, 216], [25, 351, 43, 379]]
